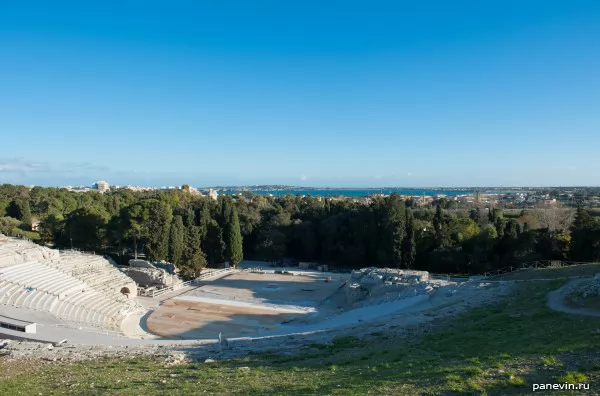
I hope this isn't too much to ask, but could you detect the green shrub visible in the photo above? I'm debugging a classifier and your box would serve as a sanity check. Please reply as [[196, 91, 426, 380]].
[[555, 371, 587, 384]]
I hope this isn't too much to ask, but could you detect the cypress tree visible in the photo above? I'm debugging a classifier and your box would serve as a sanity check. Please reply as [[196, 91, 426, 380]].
[[494, 217, 505, 239], [488, 207, 495, 223], [225, 205, 243, 267], [388, 194, 406, 268], [19, 200, 32, 230], [197, 203, 211, 240], [181, 225, 207, 277], [220, 197, 230, 225], [433, 205, 445, 247], [168, 215, 185, 265], [205, 219, 225, 265], [183, 208, 196, 227], [145, 200, 173, 262], [402, 208, 416, 269]]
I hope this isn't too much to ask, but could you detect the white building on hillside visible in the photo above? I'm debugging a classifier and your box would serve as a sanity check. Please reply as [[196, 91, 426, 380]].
[[207, 189, 218, 201], [92, 181, 110, 193]]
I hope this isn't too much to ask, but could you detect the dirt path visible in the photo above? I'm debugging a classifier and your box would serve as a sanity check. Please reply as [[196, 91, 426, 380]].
[[547, 279, 600, 318]]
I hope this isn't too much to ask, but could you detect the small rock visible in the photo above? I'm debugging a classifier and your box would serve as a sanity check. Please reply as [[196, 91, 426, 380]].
[[204, 358, 216, 364]]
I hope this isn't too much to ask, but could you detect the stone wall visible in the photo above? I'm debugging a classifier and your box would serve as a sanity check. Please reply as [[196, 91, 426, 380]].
[[346, 267, 432, 303]]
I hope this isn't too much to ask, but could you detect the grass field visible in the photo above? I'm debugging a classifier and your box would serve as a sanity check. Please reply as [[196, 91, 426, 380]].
[[493, 263, 600, 281], [2, 280, 600, 395]]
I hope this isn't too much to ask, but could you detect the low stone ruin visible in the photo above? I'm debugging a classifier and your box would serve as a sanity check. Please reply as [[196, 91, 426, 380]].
[[123, 260, 181, 288], [345, 267, 433, 304], [129, 259, 156, 269], [568, 274, 600, 304]]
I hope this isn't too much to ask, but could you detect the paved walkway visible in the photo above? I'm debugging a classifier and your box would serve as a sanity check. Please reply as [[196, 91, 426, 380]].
[[547, 279, 600, 318]]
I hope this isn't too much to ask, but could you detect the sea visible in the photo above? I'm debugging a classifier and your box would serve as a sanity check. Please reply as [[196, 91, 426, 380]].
[[217, 189, 476, 197]]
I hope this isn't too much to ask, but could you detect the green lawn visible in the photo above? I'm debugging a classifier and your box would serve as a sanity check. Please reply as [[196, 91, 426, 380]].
[[2, 280, 600, 395], [571, 295, 600, 311], [493, 263, 600, 281]]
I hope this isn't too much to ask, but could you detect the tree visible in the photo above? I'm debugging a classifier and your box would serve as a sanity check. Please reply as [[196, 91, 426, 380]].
[[432, 205, 449, 248], [7, 200, 32, 230], [374, 194, 406, 267], [536, 229, 570, 260], [569, 208, 600, 261], [494, 217, 505, 239], [256, 228, 287, 262], [144, 200, 173, 262], [205, 219, 225, 265], [121, 203, 148, 259], [19, 200, 32, 230], [225, 205, 243, 267], [526, 207, 575, 231], [168, 215, 185, 265], [65, 207, 109, 251], [402, 209, 416, 269], [469, 208, 479, 223], [180, 225, 207, 277], [505, 219, 521, 239], [220, 197, 233, 227], [38, 213, 64, 244], [0, 216, 22, 236]]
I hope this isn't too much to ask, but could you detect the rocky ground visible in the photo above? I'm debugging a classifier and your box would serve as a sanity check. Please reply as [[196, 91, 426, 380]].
[[566, 274, 600, 303]]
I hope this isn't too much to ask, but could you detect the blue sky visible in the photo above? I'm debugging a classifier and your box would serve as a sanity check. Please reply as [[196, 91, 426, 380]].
[[1, 1, 599, 187]]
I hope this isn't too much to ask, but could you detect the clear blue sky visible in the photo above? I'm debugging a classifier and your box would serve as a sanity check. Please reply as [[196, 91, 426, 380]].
[[1, 1, 599, 188]]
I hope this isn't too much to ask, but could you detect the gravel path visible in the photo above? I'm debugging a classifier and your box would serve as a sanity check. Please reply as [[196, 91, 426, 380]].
[[547, 279, 600, 318]]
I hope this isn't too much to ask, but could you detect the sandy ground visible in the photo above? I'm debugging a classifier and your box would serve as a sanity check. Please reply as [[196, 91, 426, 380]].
[[143, 270, 347, 339], [147, 299, 300, 339]]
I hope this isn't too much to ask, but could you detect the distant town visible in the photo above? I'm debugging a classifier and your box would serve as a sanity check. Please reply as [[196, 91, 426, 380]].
[[58, 181, 600, 209]]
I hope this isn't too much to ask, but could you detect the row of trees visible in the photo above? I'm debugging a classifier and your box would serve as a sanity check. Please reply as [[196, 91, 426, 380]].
[[0, 185, 243, 278], [1, 183, 599, 275]]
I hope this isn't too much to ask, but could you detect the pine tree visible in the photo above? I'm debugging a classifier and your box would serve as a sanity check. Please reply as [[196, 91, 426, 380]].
[[225, 205, 243, 267], [168, 215, 185, 265]]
